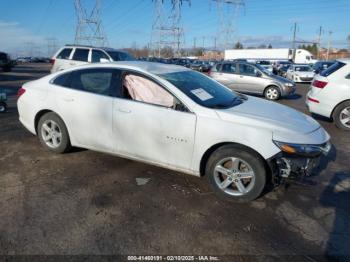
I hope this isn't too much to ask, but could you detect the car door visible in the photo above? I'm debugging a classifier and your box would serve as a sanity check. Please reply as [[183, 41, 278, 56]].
[[112, 72, 197, 171], [215, 63, 241, 91], [52, 68, 119, 152], [237, 63, 265, 94], [69, 48, 90, 68]]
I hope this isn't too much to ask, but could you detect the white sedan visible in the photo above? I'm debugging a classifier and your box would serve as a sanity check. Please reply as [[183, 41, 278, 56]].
[[18, 61, 331, 201], [286, 64, 315, 83]]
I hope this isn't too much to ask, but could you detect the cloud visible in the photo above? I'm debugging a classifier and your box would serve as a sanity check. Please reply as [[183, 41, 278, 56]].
[[0, 20, 46, 56]]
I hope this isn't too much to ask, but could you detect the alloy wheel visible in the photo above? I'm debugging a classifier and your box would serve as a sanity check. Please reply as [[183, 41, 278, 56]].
[[265, 87, 278, 100], [41, 120, 62, 149], [213, 157, 255, 196], [340, 106, 350, 128]]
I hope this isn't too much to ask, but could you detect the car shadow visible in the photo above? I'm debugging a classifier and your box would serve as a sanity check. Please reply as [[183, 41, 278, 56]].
[[319, 170, 350, 259], [311, 113, 333, 124], [283, 93, 302, 100]]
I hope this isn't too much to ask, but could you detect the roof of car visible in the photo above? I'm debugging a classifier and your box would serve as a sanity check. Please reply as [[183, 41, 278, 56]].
[[113, 61, 191, 74], [62, 61, 190, 75], [337, 58, 350, 64], [64, 44, 128, 53]]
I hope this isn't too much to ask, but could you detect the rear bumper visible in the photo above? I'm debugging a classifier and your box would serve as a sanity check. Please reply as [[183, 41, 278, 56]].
[[306, 92, 332, 118]]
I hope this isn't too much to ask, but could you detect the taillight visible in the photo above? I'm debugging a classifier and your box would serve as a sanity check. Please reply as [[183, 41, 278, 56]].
[[312, 80, 328, 89], [50, 59, 55, 65], [208, 69, 212, 76], [17, 87, 26, 98]]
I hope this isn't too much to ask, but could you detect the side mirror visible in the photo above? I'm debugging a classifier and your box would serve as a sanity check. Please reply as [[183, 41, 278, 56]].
[[256, 71, 262, 77], [100, 58, 110, 63]]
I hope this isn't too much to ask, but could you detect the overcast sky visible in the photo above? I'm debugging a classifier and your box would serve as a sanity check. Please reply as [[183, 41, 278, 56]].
[[0, 0, 349, 57]]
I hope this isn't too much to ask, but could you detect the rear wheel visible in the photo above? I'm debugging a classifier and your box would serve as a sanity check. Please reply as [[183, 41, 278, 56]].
[[264, 86, 281, 100], [333, 101, 350, 131], [205, 145, 266, 202], [37, 112, 71, 153]]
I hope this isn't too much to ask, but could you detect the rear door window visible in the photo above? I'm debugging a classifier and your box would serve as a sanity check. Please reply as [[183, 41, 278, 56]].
[[52, 73, 71, 87], [72, 48, 89, 62], [221, 63, 237, 73], [320, 61, 346, 77], [91, 50, 110, 63], [69, 68, 121, 96], [56, 48, 73, 59]]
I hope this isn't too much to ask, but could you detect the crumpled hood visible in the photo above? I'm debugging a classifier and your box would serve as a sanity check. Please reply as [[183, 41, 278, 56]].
[[215, 96, 320, 136]]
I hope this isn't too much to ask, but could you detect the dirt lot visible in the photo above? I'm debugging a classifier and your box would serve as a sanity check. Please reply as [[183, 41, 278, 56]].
[[0, 64, 349, 260]]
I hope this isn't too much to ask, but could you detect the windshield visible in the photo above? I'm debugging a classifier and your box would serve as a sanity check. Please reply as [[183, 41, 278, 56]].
[[107, 51, 135, 61], [294, 66, 312, 72], [158, 70, 243, 109]]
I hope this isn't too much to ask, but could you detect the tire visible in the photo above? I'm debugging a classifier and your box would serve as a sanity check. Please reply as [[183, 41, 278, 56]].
[[0, 101, 7, 113], [264, 86, 281, 100], [205, 144, 266, 202], [37, 112, 71, 153], [333, 101, 350, 131]]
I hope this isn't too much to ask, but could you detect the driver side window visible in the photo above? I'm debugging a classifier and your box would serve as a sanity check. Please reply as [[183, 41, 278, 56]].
[[121, 73, 188, 112]]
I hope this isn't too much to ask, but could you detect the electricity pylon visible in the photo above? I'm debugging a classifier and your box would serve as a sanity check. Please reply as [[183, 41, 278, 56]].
[[151, 0, 190, 58], [213, 0, 244, 50], [74, 0, 108, 47]]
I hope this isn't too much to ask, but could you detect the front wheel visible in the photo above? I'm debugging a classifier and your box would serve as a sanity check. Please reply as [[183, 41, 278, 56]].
[[205, 145, 267, 202], [37, 112, 71, 153], [264, 86, 281, 100], [333, 101, 350, 131]]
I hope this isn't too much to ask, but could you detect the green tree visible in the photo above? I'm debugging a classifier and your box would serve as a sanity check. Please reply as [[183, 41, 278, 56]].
[[234, 41, 243, 49]]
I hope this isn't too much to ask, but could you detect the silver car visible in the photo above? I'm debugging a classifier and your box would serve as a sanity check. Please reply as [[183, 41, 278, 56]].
[[209, 61, 296, 100]]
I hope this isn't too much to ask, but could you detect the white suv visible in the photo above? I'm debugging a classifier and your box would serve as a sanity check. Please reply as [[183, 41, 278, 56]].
[[306, 59, 350, 130], [50, 45, 134, 73]]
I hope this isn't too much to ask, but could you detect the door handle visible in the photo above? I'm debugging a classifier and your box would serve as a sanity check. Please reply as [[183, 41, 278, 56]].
[[63, 98, 74, 102], [118, 108, 131, 113], [69, 63, 76, 66]]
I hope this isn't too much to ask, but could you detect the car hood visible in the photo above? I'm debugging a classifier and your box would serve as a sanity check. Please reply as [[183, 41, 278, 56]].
[[215, 96, 322, 141], [294, 71, 315, 77]]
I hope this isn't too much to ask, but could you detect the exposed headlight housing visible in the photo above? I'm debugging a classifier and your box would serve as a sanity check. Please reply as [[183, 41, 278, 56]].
[[284, 82, 294, 87], [273, 140, 331, 157]]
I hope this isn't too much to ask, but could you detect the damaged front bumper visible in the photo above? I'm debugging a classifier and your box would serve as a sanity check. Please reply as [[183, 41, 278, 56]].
[[268, 140, 331, 181]]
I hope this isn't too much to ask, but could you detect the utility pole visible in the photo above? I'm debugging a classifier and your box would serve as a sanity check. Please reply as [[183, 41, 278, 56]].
[[292, 22, 297, 61], [327, 31, 333, 61], [317, 26, 323, 59], [202, 36, 205, 49]]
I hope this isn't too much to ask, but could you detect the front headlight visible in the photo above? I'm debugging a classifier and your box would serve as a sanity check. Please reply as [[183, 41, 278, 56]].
[[273, 140, 331, 157], [284, 82, 294, 87]]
